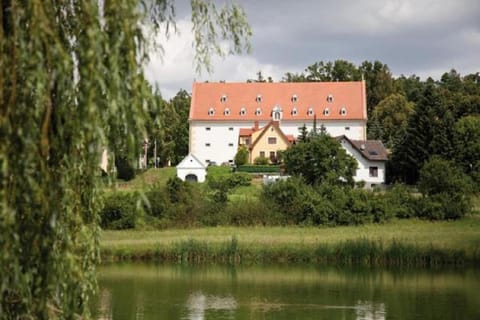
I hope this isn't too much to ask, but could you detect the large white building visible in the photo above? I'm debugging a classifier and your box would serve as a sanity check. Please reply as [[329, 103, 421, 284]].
[[186, 81, 387, 186]]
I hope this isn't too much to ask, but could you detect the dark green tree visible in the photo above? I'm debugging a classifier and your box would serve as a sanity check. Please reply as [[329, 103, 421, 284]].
[[170, 89, 191, 164], [418, 157, 472, 219], [359, 60, 394, 117], [303, 60, 361, 82], [370, 93, 414, 148], [283, 132, 357, 186], [389, 80, 454, 183], [453, 115, 480, 187]]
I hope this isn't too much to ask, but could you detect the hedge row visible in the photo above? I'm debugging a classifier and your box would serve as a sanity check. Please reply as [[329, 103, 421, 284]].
[[236, 165, 280, 173]]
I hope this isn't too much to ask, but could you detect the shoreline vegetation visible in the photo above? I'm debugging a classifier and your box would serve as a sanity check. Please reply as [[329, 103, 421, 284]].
[[100, 217, 480, 267]]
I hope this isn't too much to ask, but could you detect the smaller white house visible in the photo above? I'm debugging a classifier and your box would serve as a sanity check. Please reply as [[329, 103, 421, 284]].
[[337, 135, 388, 188], [176, 154, 207, 182]]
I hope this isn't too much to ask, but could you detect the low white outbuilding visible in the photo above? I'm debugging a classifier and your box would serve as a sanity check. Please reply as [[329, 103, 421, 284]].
[[176, 154, 207, 183]]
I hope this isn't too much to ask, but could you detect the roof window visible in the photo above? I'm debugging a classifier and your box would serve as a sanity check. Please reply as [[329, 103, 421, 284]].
[[327, 94, 334, 103], [291, 107, 298, 116], [307, 107, 314, 116], [255, 107, 262, 116], [220, 94, 227, 102], [256, 94, 262, 102], [323, 108, 330, 116], [208, 107, 215, 116], [240, 107, 246, 116], [291, 94, 298, 103], [340, 107, 347, 116], [224, 107, 231, 116]]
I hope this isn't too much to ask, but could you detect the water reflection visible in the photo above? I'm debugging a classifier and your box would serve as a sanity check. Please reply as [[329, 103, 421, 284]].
[[94, 264, 480, 320], [186, 291, 237, 320], [355, 301, 385, 320]]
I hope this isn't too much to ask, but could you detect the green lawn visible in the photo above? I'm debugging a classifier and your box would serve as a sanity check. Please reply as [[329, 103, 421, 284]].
[[107, 167, 176, 191], [101, 216, 480, 259]]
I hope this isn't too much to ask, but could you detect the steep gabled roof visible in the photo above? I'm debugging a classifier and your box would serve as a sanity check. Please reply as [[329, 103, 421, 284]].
[[190, 81, 367, 121], [337, 135, 388, 161], [176, 153, 206, 169], [249, 121, 292, 150]]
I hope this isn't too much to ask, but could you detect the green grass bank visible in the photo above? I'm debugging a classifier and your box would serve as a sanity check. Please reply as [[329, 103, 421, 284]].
[[100, 216, 480, 267]]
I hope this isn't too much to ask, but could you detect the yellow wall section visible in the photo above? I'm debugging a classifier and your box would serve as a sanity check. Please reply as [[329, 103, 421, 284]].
[[250, 123, 290, 163]]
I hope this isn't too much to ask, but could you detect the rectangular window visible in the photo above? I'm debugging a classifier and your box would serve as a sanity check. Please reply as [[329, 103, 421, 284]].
[[345, 127, 350, 131], [260, 151, 265, 158], [229, 127, 234, 131], [206, 127, 211, 131], [369, 166, 378, 177], [205, 143, 211, 147], [268, 137, 277, 144], [228, 143, 234, 147], [245, 138, 250, 145]]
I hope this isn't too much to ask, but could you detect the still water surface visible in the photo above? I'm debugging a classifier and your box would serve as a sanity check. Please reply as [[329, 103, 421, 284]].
[[94, 263, 480, 320]]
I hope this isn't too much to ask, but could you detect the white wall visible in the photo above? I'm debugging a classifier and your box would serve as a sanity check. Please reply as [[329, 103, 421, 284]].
[[279, 120, 366, 140], [340, 139, 385, 187], [177, 167, 206, 183], [190, 119, 366, 165], [189, 121, 267, 165]]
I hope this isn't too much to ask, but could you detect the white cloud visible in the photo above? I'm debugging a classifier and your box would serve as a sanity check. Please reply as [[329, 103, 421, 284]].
[[144, 19, 289, 99]]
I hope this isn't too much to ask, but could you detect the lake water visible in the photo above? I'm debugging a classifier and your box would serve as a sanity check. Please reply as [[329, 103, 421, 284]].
[[94, 263, 480, 320]]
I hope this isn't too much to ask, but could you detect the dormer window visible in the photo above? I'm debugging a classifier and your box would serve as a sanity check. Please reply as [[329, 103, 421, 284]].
[[256, 94, 262, 102], [327, 94, 334, 103], [291, 94, 298, 103], [272, 105, 282, 121], [323, 108, 330, 116], [224, 107, 231, 116], [240, 107, 246, 116], [220, 95, 227, 103], [340, 107, 347, 116], [208, 107, 215, 116], [291, 107, 298, 116], [307, 107, 314, 116], [255, 107, 262, 116]]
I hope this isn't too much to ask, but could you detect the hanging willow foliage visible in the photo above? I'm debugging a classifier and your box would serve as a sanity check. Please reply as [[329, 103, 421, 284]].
[[0, 0, 251, 318]]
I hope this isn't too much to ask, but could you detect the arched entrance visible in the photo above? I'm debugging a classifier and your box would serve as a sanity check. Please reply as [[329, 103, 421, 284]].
[[185, 174, 198, 182]]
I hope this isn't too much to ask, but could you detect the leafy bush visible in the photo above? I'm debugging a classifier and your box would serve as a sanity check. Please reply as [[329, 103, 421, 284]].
[[418, 157, 473, 219], [143, 187, 169, 218], [101, 192, 139, 229], [234, 146, 249, 166], [383, 184, 416, 218], [254, 156, 269, 165], [225, 198, 281, 226]]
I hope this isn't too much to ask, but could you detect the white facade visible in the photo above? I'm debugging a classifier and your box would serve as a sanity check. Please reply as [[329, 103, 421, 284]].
[[339, 138, 386, 187], [176, 154, 207, 183], [190, 119, 366, 165]]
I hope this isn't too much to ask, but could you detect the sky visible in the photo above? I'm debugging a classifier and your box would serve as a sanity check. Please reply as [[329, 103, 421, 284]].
[[144, 0, 480, 99]]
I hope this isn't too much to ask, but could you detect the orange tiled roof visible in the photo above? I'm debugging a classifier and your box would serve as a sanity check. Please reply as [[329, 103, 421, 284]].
[[239, 128, 256, 136], [286, 134, 295, 142], [190, 81, 367, 121]]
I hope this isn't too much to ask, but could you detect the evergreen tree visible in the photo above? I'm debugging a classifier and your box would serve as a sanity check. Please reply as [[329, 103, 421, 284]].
[[390, 80, 453, 183]]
